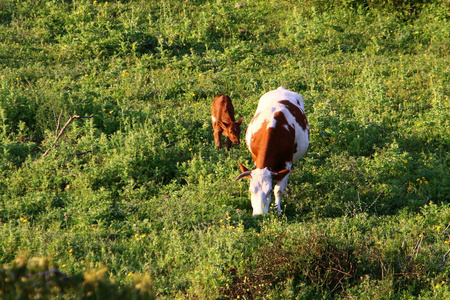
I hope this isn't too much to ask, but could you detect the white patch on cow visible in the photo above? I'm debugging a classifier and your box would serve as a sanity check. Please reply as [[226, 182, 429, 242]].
[[293, 123, 309, 161], [267, 118, 277, 129], [211, 116, 217, 123], [257, 86, 305, 112]]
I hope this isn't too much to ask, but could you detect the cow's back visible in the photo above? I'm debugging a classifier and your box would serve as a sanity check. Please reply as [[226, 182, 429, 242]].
[[255, 87, 304, 113], [246, 87, 309, 170]]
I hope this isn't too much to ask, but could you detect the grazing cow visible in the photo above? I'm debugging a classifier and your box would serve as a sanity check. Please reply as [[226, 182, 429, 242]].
[[211, 94, 244, 151], [235, 87, 309, 215]]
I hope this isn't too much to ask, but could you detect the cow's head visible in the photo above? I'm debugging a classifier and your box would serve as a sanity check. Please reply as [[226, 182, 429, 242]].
[[235, 162, 290, 215], [220, 117, 244, 145]]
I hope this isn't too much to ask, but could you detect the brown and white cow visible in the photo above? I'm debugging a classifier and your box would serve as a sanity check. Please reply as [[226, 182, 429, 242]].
[[235, 87, 309, 215], [211, 94, 244, 151]]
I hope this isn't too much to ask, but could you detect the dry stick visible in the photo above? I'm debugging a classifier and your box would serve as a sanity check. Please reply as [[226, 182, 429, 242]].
[[70, 150, 93, 156], [438, 223, 450, 268], [444, 224, 450, 233], [51, 109, 57, 135], [42, 115, 93, 157], [440, 249, 450, 268], [51, 109, 63, 137], [26, 269, 71, 280], [56, 110, 63, 137], [328, 267, 353, 277], [413, 235, 423, 259]]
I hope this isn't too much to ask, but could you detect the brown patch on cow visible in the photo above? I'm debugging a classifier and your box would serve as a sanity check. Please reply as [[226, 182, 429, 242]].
[[278, 100, 308, 131], [212, 95, 243, 151], [272, 169, 290, 181], [249, 111, 295, 172]]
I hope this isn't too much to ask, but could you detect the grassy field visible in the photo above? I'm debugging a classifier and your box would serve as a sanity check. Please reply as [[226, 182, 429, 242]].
[[0, 0, 449, 298]]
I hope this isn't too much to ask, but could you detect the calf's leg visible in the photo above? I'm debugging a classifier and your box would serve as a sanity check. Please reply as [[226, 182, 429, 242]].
[[226, 137, 232, 151], [213, 125, 223, 149]]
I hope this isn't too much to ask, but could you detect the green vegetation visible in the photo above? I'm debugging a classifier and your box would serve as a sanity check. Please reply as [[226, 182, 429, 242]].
[[0, 0, 449, 298]]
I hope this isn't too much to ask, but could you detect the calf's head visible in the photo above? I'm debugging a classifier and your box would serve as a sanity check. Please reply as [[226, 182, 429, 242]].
[[219, 117, 244, 145], [235, 162, 290, 215]]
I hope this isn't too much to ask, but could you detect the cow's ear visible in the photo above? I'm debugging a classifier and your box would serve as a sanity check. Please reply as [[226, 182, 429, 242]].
[[238, 162, 249, 172], [272, 169, 290, 181], [236, 162, 252, 180], [237, 117, 244, 124]]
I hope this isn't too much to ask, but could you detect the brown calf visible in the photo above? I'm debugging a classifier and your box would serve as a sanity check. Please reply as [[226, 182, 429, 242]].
[[211, 94, 244, 151]]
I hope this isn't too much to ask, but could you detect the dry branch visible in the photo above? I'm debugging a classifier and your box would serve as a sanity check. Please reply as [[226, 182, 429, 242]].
[[412, 234, 423, 259], [56, 110, 63, 136], [439, 224, 450, 268], [439, 249, 450, 268], [42, 115, 93, 157], [26, 269, 71, 280], [70, 150, 94, 156]]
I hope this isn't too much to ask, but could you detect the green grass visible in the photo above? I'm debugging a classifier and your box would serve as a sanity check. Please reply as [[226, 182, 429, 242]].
[[0, 0, 449, 298]]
